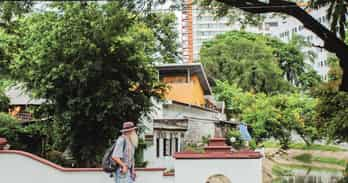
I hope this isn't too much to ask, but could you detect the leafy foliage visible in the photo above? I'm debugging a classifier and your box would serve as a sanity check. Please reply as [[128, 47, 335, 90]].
[[201, 31, 292, 94], [267, 35, 320, 89], [197, 0, 348, 92], [201, 31, 321, 93], [214, 81, 319, 149], [0, 29, 16, 77], [142, 12, 180, 63], [0, 89, 9, 112], [312, 55, 348, 143], [9, 2, 174, 167], [0, 1, 33, 32], [0, 113, 47, 155], [313, 89, 348, 143], [225, 128, 245, 149], [311, 0, 347, 40]]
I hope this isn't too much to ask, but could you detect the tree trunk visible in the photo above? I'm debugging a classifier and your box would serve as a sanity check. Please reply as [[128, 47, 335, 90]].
[[217, 0, 348, 91], [337, 53, 348, 91]]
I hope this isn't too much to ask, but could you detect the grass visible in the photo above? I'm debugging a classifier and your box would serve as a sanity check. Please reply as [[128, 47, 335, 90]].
[[272, 165, 293, 176], [294, 153, 347, 167], [262, 140, 347, 152], [289, 143, 347, 152], [294, 153, 312, 163], [275, 163, 344, 172], [262, 141, 281, 148], [312, 156, 347, 167]]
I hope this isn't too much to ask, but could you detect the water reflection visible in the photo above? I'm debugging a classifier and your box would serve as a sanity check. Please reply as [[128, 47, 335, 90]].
[[273, 166, 344, 183]]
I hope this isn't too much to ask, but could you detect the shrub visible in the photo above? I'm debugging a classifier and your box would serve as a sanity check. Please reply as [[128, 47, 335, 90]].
[[0, 91, 9, 112]]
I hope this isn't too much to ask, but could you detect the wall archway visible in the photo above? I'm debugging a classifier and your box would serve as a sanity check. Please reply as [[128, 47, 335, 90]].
[[206, 174, 231, 183]]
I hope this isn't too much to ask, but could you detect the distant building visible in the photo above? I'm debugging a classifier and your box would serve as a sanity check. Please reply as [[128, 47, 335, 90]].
[[5, 86, 45, 122], [154, 1, 330, 79], [267, 5, 330, 81], [143, 63, 239, 168], [189, 3, 330, 80]]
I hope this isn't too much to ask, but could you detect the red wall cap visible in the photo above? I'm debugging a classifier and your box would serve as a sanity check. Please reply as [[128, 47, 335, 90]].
[[0, 138, 7, 145], [174, 151, 262, 159], [163, 172, 175, 176], [0, 150, 166, 172]]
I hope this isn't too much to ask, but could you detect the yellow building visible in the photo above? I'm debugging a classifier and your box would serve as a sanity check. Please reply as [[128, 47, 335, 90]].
[[156, 63, 215, 109]]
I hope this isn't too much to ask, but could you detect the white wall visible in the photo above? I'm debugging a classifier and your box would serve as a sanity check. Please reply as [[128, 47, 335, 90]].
[[175, 159, 263, 183], [0, 150, 262, 183], [0, 152, 174, 183], [143, 101, 224, 168], [144, 144, 175, 168]]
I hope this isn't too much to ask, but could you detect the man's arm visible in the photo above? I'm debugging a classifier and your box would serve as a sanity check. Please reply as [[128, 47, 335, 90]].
[[111, 137, 128, 174], [112, 157, 128, 174]]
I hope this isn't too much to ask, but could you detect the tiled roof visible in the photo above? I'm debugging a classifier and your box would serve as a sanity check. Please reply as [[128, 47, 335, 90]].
[[5, 86, 45, 105]]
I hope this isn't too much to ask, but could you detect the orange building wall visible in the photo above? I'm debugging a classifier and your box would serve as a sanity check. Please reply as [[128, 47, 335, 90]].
[[162, 75, 206, 106]]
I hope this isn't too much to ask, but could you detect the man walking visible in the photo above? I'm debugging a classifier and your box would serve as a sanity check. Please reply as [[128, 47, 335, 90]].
[[112, 121, 138, 183]]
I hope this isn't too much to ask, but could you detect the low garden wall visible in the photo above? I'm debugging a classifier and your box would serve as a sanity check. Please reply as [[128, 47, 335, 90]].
[[0, 150, 174, 183]]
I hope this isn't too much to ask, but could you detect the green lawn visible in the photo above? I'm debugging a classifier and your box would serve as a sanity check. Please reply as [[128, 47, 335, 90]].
[[293, 153, 312, 163], [312, 156, 347, 167], [289, 143, 347, 152], [294, 153, 347, 167]]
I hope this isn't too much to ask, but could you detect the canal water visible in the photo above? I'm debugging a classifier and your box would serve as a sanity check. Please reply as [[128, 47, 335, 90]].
[[273, 166, 344, 183]]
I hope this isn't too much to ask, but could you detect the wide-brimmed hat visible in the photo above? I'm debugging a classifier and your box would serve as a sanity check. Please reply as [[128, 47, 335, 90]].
[[120, 121, 137, 133]]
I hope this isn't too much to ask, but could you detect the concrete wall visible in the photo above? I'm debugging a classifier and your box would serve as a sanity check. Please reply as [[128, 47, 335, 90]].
[[175, 159, 263, 183], [185, 118, 215, 143], [0, 151, 174, 183]]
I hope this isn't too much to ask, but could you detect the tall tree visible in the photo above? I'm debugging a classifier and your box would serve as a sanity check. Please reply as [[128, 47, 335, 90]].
[[0, 2, 33, 78], [10, 2, 172, 167], [199, 0, 348, 92], [142, 12, 180, 63], [201, 31, 292, 94], [312, 56, 348, 142], [267, 35, 319, 88]]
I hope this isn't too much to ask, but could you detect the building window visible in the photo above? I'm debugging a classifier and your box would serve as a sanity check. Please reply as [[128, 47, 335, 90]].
[[163, 138, 167, 156], [156, 138, 160, 158], [175, 138, 179, 152], [169, 137, 173, 156]]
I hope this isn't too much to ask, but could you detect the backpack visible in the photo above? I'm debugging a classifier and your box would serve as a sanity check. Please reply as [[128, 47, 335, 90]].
[[102, 137, 126, 176]]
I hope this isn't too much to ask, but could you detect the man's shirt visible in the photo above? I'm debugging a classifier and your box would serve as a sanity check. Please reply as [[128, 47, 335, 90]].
[[112, 135, 135, 168]]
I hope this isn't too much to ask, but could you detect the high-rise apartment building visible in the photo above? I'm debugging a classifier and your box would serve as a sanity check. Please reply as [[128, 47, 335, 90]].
[[267, 6, 330, 81], [154, 1, 330, 80]]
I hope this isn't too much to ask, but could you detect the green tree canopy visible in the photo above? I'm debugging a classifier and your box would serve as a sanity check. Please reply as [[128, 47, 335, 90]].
[[214, 81, 319, 148], [201, 31, 321, 92], [0, 1, 33, 32], [9, 2, 175, 167], [201, 31, 292, 94]]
